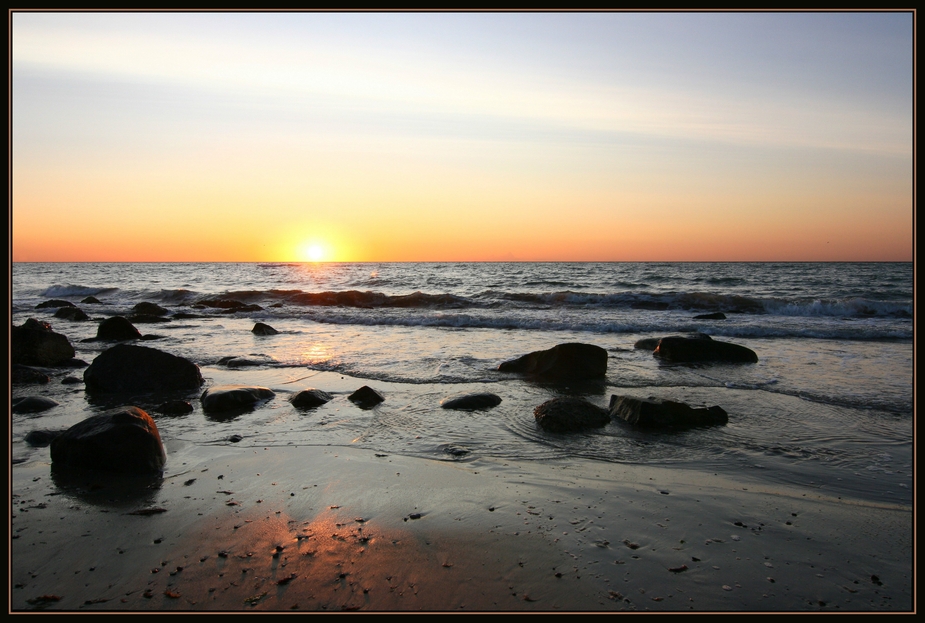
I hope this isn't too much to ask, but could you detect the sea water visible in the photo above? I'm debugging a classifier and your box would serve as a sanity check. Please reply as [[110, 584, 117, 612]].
[[11, 262, 913, 506]]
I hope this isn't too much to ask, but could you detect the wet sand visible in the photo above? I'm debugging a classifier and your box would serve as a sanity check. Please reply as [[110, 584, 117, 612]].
[[11, 440, 913, 612]]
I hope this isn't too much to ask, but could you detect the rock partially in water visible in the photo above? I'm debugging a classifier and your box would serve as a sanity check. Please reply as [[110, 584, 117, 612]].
[[693, 312, 727, 320], [84, 344, 204, 394], [609, 395, 728, 429], [54, 306, 90, 321], [252, 322, 279, 336], [154, 399, 194, 416], [349, 386, 384, 409], [201, 385, 275, 413], [290, 388, 333, 409], [11, 364, 50, 385], [25, 429, 66, 447], [94, 316, 143, 341], [654, 336, 757, 363], [12, 396, 60, 414], [50, 406, 166, 474], [634, 333, 712, 351], [12, 318, 76, 366], [440, 392, 502, 410], [132, 302, 169, 316], [36, 299, 75, 309], [533, 397, 611, 433], [498, 343, 607, 381], [81, 296, 102, 304]]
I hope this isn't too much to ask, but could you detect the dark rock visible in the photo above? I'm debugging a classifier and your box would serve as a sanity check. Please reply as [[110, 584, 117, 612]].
[[50, 406, 166, 474], [127, 314, 171, 324], [290, 388, 333, 409], [498, 343, 607, 381], [218, 355, 275, 368], [197, 299, 262, 313], [440, 392, 502, 410], [25, 429, 65, 447], [635, 333, 711, 351], [54, 306, 90, 321], [252, 322, 279, 336], [12, 318, 76, 366], [693, 312, 726, 320], [11, 364, 50, 385], [12, 396, 60, 414], [60, 358, 89, 368], [533, 397, 611, 433], [633, 338, 662, 351], [62, 376, 82, 385], [653, 336, 758, 363], [228, 434, 243, 443], [36, 299, 75, 309], [154, 400, 194, 415], [132, 302, 169, 316], [95, 316, 143, 341], [348, 386, 384, 409], [201, 385, 275, 413], [81, 296, 102, 304], [84, 344, 204, 394], [609, 395, 728, 429]]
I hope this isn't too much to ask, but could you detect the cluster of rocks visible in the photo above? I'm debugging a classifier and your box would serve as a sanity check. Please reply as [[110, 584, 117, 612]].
[[13, 311, 760, 476]]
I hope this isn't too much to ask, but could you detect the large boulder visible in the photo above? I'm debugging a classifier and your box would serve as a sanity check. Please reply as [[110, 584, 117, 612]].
[[84, 344, 204, 394], [94, 316, 143, 341], [290, 388, 333, 409], [635, 333, 712, 351], [50, 406, 166, 474], [609, 395, 728, 429], [201, 385, 275, 413], [498, 343, 607, 381], [533, 397, 610, 433], [653, 336, 758, 363], [12, 318, 76, 366], [440, 392, 502, 410]]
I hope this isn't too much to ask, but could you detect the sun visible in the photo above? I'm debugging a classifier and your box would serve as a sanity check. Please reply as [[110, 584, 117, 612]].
[[298, 242, 328, 262]]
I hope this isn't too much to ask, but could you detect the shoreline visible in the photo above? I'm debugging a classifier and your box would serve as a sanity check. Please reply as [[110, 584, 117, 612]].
[[11, 442, 913, 612]]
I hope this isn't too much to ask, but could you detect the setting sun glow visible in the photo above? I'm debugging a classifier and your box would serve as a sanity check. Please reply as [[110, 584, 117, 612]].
[[300, 243, 327, 263]]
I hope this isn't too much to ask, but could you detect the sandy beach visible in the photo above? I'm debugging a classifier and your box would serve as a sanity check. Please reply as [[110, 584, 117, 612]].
[[11, 435, 913, 612]]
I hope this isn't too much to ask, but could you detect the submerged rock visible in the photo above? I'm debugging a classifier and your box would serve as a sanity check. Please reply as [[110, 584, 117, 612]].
[[349, 386, 384, 409], [81, 296, 102, 304], [693, 312, 727, 320], [154, 399, 194, 415], [50, 406, 166, 474], [290, 388, 333, 409], [653, 336, 758, 363], [498, 343, 607, 381], [201, 385, 275, 413], [252, 322, 279, 336], [12, 396, 60, 414], [84, 344, 204, 394], [533, 397, 610, 433], [12, 318, 76, 366], [609, 395, 728, 429], [440, 392, 502, 410]]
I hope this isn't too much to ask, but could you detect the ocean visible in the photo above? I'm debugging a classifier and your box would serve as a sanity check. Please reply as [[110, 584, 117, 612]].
[[11, 262, 914, 508]]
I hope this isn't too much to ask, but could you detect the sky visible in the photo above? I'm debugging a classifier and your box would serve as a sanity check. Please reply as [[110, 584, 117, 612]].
[[10, 11, 914, 262]]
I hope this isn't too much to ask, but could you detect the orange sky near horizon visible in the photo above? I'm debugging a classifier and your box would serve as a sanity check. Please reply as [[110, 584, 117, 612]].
[[10, 12, 914, 263]]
